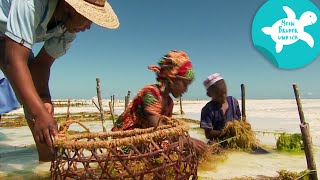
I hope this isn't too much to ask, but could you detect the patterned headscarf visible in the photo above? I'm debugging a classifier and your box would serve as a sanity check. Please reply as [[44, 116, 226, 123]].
[[148, 50, 194, 82]]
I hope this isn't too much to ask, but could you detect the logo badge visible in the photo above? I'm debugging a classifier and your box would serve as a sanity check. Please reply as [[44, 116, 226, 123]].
[[252, 0, 320, 69]]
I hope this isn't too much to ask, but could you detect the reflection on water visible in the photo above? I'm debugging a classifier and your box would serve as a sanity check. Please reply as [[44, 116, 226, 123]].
[[0, 145, 51, 179], [0, 132, 7, 141], [0, 146, 37, 171]]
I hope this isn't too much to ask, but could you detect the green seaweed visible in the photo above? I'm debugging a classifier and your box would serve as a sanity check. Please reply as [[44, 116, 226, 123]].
[[276, 133, 303, 152], [227, 169, 311, 180]]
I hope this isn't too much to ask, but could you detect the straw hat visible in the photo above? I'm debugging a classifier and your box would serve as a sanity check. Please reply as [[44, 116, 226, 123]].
[[65, 0, 119, 29]]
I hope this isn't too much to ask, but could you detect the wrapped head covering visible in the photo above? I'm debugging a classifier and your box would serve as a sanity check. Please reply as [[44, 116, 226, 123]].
[[203, 73, 223, 90], [148, 50, 194, 82]]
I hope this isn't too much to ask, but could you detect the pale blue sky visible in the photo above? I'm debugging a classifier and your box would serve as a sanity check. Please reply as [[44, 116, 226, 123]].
[[33, 0, 320, 100]]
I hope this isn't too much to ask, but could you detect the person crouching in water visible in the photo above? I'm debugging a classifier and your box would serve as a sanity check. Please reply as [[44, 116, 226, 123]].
[[200, 73, 241, 145], [112, 50, 207, 154]]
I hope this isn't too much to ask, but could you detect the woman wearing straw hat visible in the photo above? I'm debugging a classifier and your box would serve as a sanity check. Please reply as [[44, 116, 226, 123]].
[[112, 50, 207, 155], [0, 0, 119, 161]]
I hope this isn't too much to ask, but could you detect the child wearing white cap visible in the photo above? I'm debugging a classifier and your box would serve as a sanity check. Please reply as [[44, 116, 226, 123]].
[[200, 73, 241, 143]]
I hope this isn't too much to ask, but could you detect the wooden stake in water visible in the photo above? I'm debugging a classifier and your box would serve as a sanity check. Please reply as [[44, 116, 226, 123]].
[[127, 90, 131, 105], [241, 84, 246, 121], [124, 96, 127, 110], [110, 95, 113, 114], [125, 91, 131, 110], [96, 78, 106, 132], [293, 83, 318, 180], [112, 95, 115, 113], [179, 96, 184, 115], [66, 98, 71, 120], [109, 101, 115, 126]]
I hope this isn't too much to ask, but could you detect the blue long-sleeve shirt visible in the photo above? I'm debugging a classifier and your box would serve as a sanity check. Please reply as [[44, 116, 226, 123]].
[[0, 70, 20, 114]]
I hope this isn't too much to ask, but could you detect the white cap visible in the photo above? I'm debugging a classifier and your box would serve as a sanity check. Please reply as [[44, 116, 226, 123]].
[[203, 73, 224, 90]]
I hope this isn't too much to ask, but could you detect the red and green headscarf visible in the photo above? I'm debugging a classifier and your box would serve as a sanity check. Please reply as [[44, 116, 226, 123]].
[[148, 50, 194, 82]]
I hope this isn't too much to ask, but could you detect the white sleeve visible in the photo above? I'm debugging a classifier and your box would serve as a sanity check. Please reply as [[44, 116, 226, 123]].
[[5, 0, 42, 49], [44, 30, 76, 59]]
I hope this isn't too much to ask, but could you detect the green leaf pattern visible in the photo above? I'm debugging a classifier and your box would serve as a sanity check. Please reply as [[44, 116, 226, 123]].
[[185, 68, 194, 80], [142, 91, 158, 106]]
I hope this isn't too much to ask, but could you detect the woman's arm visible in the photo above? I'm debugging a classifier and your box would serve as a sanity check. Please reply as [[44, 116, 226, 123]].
[[29, 47, 55, 115], [3, 37, 58, 147]]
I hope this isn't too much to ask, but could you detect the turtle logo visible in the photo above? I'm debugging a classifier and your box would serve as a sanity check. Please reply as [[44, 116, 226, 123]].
[[252, 0, 320, 69], [262, 6, 317, 53]]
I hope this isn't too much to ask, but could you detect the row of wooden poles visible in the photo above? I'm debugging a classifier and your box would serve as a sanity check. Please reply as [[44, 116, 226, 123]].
[[241, 83, 317, 180], [93, 78, 132, 132], [93, 78, 317, 179]]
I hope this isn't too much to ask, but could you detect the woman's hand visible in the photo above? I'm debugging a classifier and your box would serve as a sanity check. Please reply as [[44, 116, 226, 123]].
[[42, 97, 54, 116], [44, 102, 54, 116], [205, 129, 224, 139], [33, 110, 58, 150]]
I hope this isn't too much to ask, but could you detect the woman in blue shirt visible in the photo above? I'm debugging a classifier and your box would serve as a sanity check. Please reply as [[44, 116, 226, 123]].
[[0, 0, 119, 161]]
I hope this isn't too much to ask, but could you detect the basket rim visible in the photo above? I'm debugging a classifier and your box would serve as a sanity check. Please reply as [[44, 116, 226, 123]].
[[54, 118, 190, 149]]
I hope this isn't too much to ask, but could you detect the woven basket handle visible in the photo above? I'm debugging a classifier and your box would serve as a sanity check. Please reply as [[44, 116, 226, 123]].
[[59, 120, 91, 134], [154, 116, 177, 131], [156, 116, 170, 127]]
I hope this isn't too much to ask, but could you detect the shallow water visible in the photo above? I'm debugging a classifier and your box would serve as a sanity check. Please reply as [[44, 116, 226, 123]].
[[174, 99, 320, 179], [198, 150, 309, 179], [1, 122, 319, 179], [192, 129, 320, 179], [1, 99, 320, 179]]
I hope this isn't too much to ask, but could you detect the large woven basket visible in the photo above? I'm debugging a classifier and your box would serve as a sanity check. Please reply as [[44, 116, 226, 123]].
[[50, 117, 198, 179]]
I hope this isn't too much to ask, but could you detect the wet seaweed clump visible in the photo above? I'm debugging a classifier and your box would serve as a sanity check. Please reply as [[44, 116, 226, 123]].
[[0, 115, 27, 127], [199, 142, 224, 161], [276, 133, 303, 152], [277, 169, 313, 180], [221, 120, 259, 150], [228, 169, 311, 180], [197, 143, 226, 172], [277, 170, 299, 180]]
